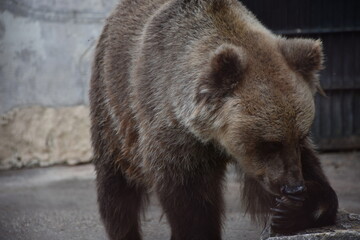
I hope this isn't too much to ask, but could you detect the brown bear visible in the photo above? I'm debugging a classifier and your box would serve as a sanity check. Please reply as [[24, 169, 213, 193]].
[[89, 0, 338, 239]]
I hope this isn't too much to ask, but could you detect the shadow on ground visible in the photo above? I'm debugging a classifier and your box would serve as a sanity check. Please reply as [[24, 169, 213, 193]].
[[0, 152, 359, 240]]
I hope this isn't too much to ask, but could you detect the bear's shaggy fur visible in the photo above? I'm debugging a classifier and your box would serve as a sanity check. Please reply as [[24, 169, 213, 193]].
[[89, 0, 338, 239]]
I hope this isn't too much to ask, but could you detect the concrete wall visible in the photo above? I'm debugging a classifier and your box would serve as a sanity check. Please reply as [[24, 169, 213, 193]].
[[0, 0, 118, 114], [0, 0, 118, 169]]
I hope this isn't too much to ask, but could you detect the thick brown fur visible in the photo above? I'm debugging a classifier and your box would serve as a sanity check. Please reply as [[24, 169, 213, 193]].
[[89, 0, 338, 239]]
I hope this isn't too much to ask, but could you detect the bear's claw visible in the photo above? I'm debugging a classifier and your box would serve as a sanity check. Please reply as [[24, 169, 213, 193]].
[[271, 195, 308, 234]]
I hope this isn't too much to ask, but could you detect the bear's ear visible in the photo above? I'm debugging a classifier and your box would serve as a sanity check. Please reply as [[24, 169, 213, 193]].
[[279, 38, 324, 94], [280, 38, 324, 75], [197, 44, 247, 102]]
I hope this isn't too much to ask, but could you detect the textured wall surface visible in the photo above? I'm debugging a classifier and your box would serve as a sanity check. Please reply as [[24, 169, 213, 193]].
[[0, 0, 117, 114], [0, 0, 118, 168], [0, 106, 92, 169]]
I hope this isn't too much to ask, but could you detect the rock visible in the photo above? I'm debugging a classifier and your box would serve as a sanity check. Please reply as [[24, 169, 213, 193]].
[[0, 106, 92, 169], [261, 211, 360, 240]]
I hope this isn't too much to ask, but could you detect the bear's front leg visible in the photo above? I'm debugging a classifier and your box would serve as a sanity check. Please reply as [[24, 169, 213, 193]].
[[271, 147, 338, 234], [271, 181, 338, 234], [156, 163, 227, 240]]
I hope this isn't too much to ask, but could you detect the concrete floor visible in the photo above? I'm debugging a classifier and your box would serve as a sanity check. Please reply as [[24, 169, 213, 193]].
[[0, 152, 359, 240]]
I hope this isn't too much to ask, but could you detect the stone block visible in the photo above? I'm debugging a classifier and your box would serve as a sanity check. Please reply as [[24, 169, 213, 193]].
[[261, 211, 360, 240]]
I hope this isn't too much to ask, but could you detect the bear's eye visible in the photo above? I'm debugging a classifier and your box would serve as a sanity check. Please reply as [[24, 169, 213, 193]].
[[259, 141, 283, 153], [300, 132, 310, 142], [299, 133, 310, 147]]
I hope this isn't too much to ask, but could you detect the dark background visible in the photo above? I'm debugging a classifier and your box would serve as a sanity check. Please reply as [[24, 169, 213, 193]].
[[241, 0, 360, 151]]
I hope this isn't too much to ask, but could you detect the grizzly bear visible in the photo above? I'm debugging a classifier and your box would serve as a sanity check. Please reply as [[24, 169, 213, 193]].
[[89, 0, 338, 239]]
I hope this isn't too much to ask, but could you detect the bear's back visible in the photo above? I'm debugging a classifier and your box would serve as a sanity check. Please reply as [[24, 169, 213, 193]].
[[99, 0, 170, 107], [89, 0, 171, 180]]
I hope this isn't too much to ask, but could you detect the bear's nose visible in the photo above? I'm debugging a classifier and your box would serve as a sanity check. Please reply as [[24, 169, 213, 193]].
[[281, 184, 306, 195]]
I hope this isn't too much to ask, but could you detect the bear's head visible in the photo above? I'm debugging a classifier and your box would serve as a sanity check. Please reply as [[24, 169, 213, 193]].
[[194, 37, 324, 196]]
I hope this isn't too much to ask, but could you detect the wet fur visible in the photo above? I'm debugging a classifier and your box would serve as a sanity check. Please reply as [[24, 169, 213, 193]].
[[89, 0, 338, 239]]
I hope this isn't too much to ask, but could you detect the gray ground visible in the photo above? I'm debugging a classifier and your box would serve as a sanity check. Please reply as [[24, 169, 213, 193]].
[[0, 152, 359, 240]]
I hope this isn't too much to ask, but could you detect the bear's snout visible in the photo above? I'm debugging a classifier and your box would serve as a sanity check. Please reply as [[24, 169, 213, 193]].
[[281, 183, 306, 195]]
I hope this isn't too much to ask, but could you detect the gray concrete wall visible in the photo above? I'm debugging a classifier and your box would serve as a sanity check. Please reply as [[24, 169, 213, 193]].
[[0, 0, 118, 114], [0, 0, 118, 168]]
